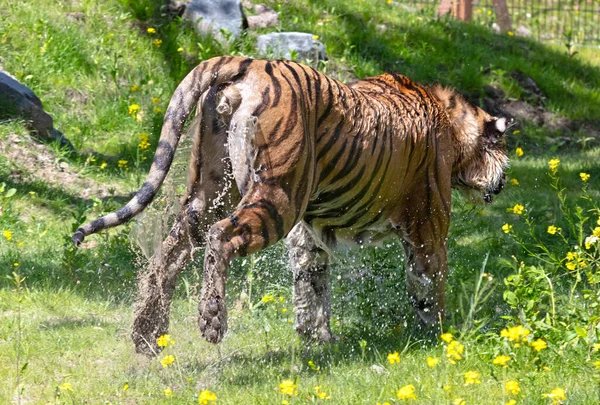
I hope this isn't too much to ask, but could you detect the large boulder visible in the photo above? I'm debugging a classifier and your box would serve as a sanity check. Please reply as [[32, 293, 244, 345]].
[[183, 0, 247, 41], [256, 32, 327, 61], [0, 68, 73, 149]]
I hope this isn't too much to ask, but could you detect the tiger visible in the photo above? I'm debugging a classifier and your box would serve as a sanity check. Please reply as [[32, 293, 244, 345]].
[[72, 56, 509, 356]]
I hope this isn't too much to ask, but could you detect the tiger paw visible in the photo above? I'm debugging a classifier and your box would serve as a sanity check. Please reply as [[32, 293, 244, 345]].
[[198, 296, 228, 343]]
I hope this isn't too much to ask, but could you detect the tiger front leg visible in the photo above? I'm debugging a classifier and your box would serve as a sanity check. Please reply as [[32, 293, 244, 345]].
[[286, 222, 334, 342], [402, 241, 448, 331]]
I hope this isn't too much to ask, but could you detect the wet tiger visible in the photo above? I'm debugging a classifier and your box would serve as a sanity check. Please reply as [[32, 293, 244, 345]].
[[72, 56, 509, 355]]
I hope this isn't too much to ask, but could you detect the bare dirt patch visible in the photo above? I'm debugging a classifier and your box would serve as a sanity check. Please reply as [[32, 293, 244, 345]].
[[0, 133, 125, 199]]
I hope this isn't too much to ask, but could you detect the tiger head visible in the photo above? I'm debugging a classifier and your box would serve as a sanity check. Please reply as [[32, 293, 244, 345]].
[[431, 85, 511, 204]]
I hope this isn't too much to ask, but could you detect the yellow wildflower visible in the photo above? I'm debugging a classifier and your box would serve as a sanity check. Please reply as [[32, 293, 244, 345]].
[[130, 84, 139, 92], [59, 382, 73, 391], [396, 384, 416, 400], [492, 355, 511, 366], [387, 351, 401, 365], [426, 357, 439, 367], [547, 225, 560, 235], [177, 47, 184, 52], [152, 97, 160, 105], [147, 27, 156, 34], [118, 160, 128, 169], [463, 370, 481, 385], [565, 251, 586, 270], [515, 147, 524, 157], [128, 103, 140, 117], [100, 162, 107, 169], [279, 296, 285, 302], [594, 360, 600, 369], [506, 400, 517, 405], [453, 398, 466, 405], [161, 354, 175, 368], [155, 107, 163, 113], [508, 31, 514, 36], [487, 9, 492, 14], [440, 332, 453, 343], [548, 158, 560, 172], [580, 172, 590, 182], [157, 334, 175, 347], [531, 338, 547, 352], [542, 387, 566, 404], [513, 129, 521, 135], [164, 388, 173, 397], [279, 379, 297, 396], [587, 236, 600, 249], [3, 230, 12, 240], [593, 227, 600, 238], [506, 380, 521, 395], [123, 383, 129, 391], [446, 340, 464, 364], [312, 35, 319, 40], [510, 178, 519, 186], [387, 0, 392, 3], [502, 223, 513, 233], [593, 343, 600, 352], [509, 204, 525, 215], [314, 385, 331, 400], [153, 39, 162, 47], [198, 390, 217, 404], [500, 325, 530, 342], [262, 294, 275, 303], [139, 132, 151, 150]]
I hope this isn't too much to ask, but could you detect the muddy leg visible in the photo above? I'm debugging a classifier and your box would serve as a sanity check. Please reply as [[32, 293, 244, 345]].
[[286, 222, 334, 342], [131, 215, 196, 357], [198, 187, 300, 343], [132, 102, 238, 356]]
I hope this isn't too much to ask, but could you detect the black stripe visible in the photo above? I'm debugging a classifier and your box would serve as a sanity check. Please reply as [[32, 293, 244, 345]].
[[265, 62, 282, 107], [252, 86, 271, 117], [242, 199, 285, 239], [316, 120, 345, 162], [116, 205, 133, 221], [89, 218, 106, 233], [136, 181, 156, 206], [154, 141, 175, 171], [317, 78, 334, 126]]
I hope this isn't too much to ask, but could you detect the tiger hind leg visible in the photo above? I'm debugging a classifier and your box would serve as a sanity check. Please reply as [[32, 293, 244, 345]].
[[132, 98, 239, 356], [198, 186, 301, 343], [286, 222, 335, 342]]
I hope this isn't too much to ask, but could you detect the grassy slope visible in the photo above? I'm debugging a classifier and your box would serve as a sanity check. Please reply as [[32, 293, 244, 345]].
[[1, 0, 600, 403]]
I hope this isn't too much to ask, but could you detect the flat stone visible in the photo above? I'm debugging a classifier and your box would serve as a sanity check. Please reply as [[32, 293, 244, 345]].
[[183, 0, 246, 41], [256, 32, 326, 61]]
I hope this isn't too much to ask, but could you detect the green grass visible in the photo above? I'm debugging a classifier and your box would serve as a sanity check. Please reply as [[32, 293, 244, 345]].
[[1, 0, 600, 403]]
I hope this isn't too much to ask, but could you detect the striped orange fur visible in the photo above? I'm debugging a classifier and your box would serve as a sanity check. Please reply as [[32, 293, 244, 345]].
[[73, 56, 509, 353]]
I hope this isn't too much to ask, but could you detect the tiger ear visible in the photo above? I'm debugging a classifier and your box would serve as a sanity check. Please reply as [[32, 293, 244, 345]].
[[487, 117, 513, 137], [495, 118, 507, 133]]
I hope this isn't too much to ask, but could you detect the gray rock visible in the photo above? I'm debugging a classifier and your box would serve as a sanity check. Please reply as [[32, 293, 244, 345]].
[[0, 68, 73, 149], [247, 4, 278, 29], [257, 32, 326, 61], [183, 0, 246, 41]]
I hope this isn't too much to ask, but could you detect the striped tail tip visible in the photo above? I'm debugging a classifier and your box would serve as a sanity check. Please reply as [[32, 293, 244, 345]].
[[72, 229, 85, 246]]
